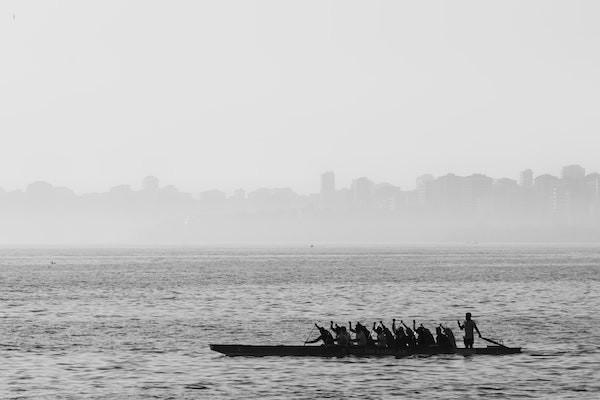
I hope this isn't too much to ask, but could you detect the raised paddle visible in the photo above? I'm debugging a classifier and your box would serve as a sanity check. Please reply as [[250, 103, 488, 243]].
[[480, 336, 509, 349]]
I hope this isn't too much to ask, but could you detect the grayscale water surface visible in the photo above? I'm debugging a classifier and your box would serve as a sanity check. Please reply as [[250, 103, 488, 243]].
[[1, 246, 599, 399]]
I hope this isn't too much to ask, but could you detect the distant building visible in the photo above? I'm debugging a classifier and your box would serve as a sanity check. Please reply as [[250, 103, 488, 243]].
[[232, 188, 246, 200], [534, 174, 560, 194], [464, 174, 493, 197], [351, 177, 374, 207], [416, 174, 434, 205], [586, 173, 600, 199], [373, 183, 401, 211], [586, 173, 600, 219], [320, 171, 335, 196], [519, 169, 533, 187], [142, 176, 159, 191], [534, 174, 561, 215], [562, 165, 585, 181], [109, 184, 132, 195]]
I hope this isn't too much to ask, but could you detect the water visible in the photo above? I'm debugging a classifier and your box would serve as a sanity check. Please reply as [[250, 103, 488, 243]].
[[1, 245, 599, 399]]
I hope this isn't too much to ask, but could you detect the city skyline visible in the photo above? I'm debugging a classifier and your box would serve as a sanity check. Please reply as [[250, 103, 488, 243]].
[[2, 162, 600, 245], [1, 163, 597, 198]]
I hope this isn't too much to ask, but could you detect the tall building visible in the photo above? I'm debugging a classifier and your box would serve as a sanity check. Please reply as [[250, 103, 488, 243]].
[[351, 177, 374, 207], [464, 174, 493, 211], [320, 171, 335, 196], [416, 174, 434, 205], [534, 174, 560, 194], [561, 165, 585, 181], [519, 169, 533, 187]]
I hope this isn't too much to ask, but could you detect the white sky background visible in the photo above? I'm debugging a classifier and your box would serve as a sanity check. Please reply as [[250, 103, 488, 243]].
[[1, 1, 599, 194]]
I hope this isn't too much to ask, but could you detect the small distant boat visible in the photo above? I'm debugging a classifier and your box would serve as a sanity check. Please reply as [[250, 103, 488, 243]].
[[210, 344, 521, 357]]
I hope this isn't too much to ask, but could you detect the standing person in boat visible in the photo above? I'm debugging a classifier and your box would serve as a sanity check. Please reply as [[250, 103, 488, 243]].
[[457, 312, 481, 349], [305, 323, 335, 346]]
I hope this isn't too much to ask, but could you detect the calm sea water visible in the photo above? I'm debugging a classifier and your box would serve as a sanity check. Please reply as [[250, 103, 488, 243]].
[[1, 246, 599, 399]]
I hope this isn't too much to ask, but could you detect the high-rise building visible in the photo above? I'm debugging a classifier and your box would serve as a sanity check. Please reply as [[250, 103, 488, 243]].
[[534, 174, 560, 194], [561, 165, 585, 181], [519, 169, 533, 187], [320, 171, 335, 196], [416, 174, 434, 205], [351, 177, 374, 206]]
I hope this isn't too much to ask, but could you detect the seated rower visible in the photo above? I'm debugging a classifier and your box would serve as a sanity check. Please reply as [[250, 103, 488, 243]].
[[330, 321, 343, 342], [379, 321, 395, 348], [414, 321, 435, 348], [392, 319, 408, 349], [336, 326, 352, 347], [364, 324, 375, 347], [400, 320, 416, 348], [305, 323, 335, 346], [442, 325, 457, 349], [435, 326, 450, 348], [457, 312, 481, 349], [373, 322, 387, 348], [349, 321, 367, 347]]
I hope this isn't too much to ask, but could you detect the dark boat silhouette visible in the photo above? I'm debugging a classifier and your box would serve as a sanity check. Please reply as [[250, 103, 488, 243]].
[[210, 343, 521, 357]]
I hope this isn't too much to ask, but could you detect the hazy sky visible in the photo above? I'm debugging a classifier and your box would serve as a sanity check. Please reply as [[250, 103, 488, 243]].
[[1, 1, 599, 194]]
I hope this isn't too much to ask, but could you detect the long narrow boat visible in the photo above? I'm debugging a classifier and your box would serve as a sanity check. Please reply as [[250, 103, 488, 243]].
[[210, 344, 521, 357]]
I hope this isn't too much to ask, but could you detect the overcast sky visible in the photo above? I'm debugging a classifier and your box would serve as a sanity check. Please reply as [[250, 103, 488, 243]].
[[1, 1, 599, 194]]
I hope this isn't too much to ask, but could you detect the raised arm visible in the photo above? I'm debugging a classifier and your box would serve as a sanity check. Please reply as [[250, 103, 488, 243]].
[[401, 320, 409, 329], [457, 320, 464, 329], [392, 319, 396, 332], [348, 321, 356, 333]]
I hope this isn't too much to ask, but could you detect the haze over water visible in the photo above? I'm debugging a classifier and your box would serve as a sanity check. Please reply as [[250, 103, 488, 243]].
[[1, 245, 598, 399]]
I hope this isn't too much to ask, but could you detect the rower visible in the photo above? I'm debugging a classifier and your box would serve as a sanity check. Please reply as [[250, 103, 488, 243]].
[[373, 322, 386, 348], [442, 325, 457, 349], [457, 312, 481, 349], [305, 323, 335, 346], [414, 321, 435, 348], [379, 321, 395, 348], [349, 321, 367, 347], [330, 321, 343, 342], [392, 319, 408, 349], [435, 326, 450, 348], [336, 326, 352, 347], [400, 320, 416, 348]]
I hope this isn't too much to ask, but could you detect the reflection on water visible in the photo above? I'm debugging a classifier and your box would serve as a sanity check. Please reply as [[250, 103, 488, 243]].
[[1, 246, 599, 399]]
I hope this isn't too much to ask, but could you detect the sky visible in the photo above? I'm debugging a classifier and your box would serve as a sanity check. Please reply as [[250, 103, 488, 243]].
[[1, 0, 599, 194]]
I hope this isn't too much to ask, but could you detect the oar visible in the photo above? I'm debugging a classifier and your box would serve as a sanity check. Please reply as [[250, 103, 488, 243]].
[[480, 336, 509, 349], [303, 324, 316, 346]]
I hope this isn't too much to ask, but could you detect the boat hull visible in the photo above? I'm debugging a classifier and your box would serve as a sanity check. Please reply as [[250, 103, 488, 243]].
[[209, 344, 521, 357]]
